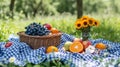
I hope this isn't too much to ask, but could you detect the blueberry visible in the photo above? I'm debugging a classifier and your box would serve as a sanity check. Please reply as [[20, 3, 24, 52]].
[[25, 22, 50, 36]]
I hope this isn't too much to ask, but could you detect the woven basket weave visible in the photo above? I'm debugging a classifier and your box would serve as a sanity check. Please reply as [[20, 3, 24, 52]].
[[17, 31, 62, 49]]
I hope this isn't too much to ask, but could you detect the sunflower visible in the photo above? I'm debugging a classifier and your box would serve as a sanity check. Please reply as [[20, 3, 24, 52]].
[[88, 18, 95, 26], [94, 20, 100, 27], [81, 15, 89, 21], [81, 20, 89, 28], [75, 19, 83, 30]]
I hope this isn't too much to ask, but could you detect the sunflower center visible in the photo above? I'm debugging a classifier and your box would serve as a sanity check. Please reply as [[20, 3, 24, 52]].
[[95, 22, 97, 25], [84, 22, 87, 25], [77, 24, 81, 27], [89, 20, 93, 24]]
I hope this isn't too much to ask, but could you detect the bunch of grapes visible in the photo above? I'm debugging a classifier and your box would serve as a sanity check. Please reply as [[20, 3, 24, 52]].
[[25, 22, 50, 36]]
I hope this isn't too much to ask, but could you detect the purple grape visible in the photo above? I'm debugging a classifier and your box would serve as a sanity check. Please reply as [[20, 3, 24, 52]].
[[25, 22, 50, 36]]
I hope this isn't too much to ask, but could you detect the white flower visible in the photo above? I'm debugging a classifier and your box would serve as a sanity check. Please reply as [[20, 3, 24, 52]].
[[85, 45, 95, 54], [8, 34, 19, 40], [9, 57, 16, 63]]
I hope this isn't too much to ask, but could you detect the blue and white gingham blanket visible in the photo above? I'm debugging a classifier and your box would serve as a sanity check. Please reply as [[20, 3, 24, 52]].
[[0, 33, 120, 67]]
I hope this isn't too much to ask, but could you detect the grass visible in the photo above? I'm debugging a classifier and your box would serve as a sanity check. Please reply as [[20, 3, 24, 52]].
[[1, 14, 120, 42], [0, 59, 70, 67]]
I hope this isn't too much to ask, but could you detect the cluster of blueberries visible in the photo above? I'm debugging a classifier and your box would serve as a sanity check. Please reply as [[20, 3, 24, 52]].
[[25, 22, 50, 36]]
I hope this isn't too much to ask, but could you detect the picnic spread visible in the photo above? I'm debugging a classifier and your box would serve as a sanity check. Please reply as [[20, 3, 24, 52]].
[[0, 34, 120, 67], [0, 16, 120, 67]]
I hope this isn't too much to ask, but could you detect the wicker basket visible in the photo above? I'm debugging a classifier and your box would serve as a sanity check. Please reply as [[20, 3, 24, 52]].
[[17, 31, 62, 49]]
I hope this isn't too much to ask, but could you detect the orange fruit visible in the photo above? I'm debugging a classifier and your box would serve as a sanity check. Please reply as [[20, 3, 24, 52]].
[[95, 43, 107, 50], [79, 50, 84, 53], [50, 28, 59, 34], [69, 42, 83, 53], [46, 46, 58, 53]]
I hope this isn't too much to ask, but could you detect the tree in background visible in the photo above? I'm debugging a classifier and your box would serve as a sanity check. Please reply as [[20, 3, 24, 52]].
[[15, 0, 58, 18], [83, 0, 107, 14], [1, 0, 120, 19], [9, 0, 15, 18], [33, 0, 43, 17], [57, 0, 76, 14], [77, 0, 83, 18]]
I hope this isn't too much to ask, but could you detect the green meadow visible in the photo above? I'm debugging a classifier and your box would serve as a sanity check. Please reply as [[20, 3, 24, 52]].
[[1, 14, 120, 42]]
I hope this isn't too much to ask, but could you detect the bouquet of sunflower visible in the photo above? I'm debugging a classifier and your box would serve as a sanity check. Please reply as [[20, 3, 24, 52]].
[[75, 16, 99, 41]]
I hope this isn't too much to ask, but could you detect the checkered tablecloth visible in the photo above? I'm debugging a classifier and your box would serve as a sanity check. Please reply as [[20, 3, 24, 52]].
[[0, 33, 120, 67]]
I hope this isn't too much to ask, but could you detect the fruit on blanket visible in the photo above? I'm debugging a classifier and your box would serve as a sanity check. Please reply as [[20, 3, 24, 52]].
[[50, 28, 59, 34], [79, 50, 84, 53], [43, 23, 52, 30], [69, 42, 83, 53], [73, 38, 82, 43], [64, 41, 73, 50], [85, 45, 95, 54], [46, 46, 58, 53], [82, 40, 91, 50], [95, 43, 107, 50], [62, 47, 66, 51], [5, 42, 12, 48]]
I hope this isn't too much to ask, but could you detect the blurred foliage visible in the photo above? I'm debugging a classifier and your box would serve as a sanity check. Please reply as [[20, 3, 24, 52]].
[[1, 0, 120, 19], [0, 59, 70, 67], [56, 0, 76, 14], [83, 0, 120, 14]]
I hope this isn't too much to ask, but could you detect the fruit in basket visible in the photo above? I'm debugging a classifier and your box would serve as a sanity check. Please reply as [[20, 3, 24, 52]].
[[69, 42, 83, 53], [82, 40, 91, 50], [46, 46, 58, 53], [5, 42, 12, 48], [25, 22, 50, 36], [43, 23, 52, 30], [63, 41, 73, 50], [50, 28, 59, 34]]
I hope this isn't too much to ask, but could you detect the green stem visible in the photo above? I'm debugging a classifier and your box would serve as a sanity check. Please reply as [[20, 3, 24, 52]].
[[81, 26, 90, 41]]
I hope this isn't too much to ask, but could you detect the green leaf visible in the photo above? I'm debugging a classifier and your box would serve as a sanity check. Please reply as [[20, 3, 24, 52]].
[[26, 63, 32, 67], [33, 64, 40, 67]]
